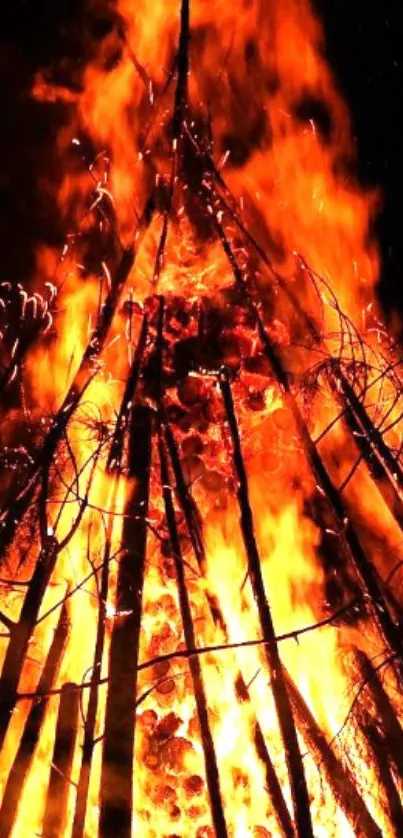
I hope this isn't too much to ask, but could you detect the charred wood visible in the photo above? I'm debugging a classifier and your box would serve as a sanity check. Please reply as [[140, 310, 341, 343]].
[[42, 682, 80, 838], [330, 370, 403, 529], [72, 518, 116, 838], [0, 604, 69, 837], [99, 405, 152, 837], [0, 535, 60, 749], [107, 313, 149, 473], [354, 649, 403, 778], [220, 371, 313, 838], [158, 425, 229, 838], [164, 414, 293, 837], [335, 370, 403, 491], [285, 672, 382, 838], [235, 676, 294, 838], [361, 715, 403, 837], [155, 289, 228, 838]]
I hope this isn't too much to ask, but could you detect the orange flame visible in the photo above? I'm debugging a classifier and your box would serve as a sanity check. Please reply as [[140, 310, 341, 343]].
[[1, 1, 403, 837]]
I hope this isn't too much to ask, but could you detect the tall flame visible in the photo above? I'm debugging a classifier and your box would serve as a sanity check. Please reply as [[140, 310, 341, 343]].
[[1, 1, 403, 837]]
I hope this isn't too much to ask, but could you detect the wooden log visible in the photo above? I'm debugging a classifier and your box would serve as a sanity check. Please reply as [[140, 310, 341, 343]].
[[220, 372, 313, 838], [151, 0, 190, 286], [235, 676, 294, 838], [158, 425, 229, 838], [73, 315, 149, 836], [155, 297, 227, 836], [285, 673, 382, 838], [330, 372, 403, 529], [42, 682, 80, 838], [163, 420, 205, 567], [253, 725, 294, 838], [99, 405, 152, 837], [71, 535, 112, 838], [173, 0, 190, 137], [354, 649, 403, 778], [164, 413, 293, 837], [335, 370, 403, 491], [0, 535, 59, 750], [0, 604, 69, 837], [361, 716, 403, 837], [107, 313, 148, 473]]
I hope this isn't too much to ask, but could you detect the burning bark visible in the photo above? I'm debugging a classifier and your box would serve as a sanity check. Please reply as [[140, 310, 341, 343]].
[[43, 682, 81, 838], [100, 405, 152, 835], [0, 604, 69, 837], [1, 0, 403, 835], [220, 371, 313, 837]]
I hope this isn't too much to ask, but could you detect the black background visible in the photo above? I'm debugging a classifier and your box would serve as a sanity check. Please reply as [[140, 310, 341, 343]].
[[317, 0, 403, 315], [0, 0, 402, 315]]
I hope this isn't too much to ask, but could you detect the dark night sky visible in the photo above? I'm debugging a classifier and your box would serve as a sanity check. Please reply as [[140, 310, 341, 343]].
[[0, 0, 402, 315], [317, 0, 403, 315]]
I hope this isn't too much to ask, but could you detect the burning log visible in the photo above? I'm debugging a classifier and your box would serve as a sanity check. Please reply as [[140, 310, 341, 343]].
[[163, 419, 205, 568], [354, 650, 403, 779], [100, 404, 153, 836], [154, 296, 227, 835], [335, 369, 403, 491], [79, 325, 148, 832], [42, 682, 80, 838], [247, 312, 403, 790], [220, 371, 313, 838], [0, 603, 69, 837], [72, 530, 113, 838], [284, 672, 382, 837], [162, 399, 294, 837], [73, 324, 151, 838], [210, 182, 403, 523], [0, 534, 60, 750], [235, 676, 294, 838], [160, 426, 294, 834], [2, 0, 403, 833], [158, 425, 228, 837], [330, 368, 403, 529], [361, 715, 403, 837], [107, 312, 149, 473]]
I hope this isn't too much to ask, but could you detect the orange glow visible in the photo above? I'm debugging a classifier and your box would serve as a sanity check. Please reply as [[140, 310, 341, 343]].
[[1, 1, 403, 837]]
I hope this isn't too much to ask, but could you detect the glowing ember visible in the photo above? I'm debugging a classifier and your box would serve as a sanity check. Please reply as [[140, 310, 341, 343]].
[[1, 1, 403, 837]]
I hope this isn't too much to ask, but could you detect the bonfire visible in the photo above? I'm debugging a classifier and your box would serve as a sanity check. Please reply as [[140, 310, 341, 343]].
[[1, 1, 403, 836]]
